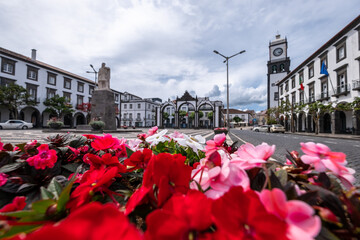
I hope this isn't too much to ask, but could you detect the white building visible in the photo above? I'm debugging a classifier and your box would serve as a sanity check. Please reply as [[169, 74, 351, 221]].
[[276, 15, 360, 134], [120, 92, 160, 127], [222, 109, 251, 127], [0, 47, 123, 127]]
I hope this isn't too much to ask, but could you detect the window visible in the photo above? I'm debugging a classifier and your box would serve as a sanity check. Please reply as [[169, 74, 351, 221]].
[[77, 82, 84, 93], [308, 64, 314, 79], [336, 68, 348, 94], [129, 113, 133, 120], [88, 97, 92, 103], [299, 91, 304, 105], [47, 72, 57, 85], [26, 83, 38, 102], [148, 104, 150, 108], [299, 71, 304, 84], [130, 104, 133, 109], [138, 104, 141, 109], [0, 77, 15, 87], [64, 78, 71, 89], [1, 57, 16, 75], [124, 104, 127, 109], [320, 54, 328, 72], [336, 43, 346, 62], [77, 95, 84, 106], [46, 88, 56, 99], [274, 92, 279, 101], [27, 66, 38, 81], [272, 65, 277, 73], [285, 81, 289, 92], [291, 77, 295, 88], [148, 114, 150, 119], [137, 113, 141, 119], [63, 92, 71, 103], [89, 86, 94, 95], [309, 84, 315, 103], [280, 85, 283, 95], [279, 64, 285, 72], [291, 92, 296, 106], [321, 78, 328, 99], [115, 94, 119, 102]]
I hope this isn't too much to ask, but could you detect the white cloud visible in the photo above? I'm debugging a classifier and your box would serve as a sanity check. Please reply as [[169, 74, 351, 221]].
[[0, 0, 359, 112]]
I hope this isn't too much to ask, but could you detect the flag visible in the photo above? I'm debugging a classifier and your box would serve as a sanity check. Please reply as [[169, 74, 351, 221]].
[[299, 77, 304, 91], [320, 62, 329, 76]]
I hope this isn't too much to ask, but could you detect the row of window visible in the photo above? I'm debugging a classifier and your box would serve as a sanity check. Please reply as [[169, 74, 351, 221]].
[[0, 57, 94, 94], [123, 103, 155, 110], [122, 113, 155, 120]]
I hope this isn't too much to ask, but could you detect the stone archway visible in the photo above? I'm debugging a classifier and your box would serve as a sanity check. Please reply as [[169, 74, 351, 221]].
[[74, 112, 86, 127], [160, 101, 176, 128], [322, 113, 331, 133], [197, 101, 215, 129], [20, 107, 41, 128], [177, 102, 196, 128], [64, 113, 73, 128]]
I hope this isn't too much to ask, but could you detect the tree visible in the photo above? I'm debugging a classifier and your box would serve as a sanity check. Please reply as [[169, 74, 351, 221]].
[[162, 112, 169, 120], [43, 95, 74, 120], [233, 116, 242, 123], [0, 83, 36, 119], [179, 110, 187, 118], [189, 111, 204, 120], [207, 112, 213, 121], [307, 101, 334, 134]]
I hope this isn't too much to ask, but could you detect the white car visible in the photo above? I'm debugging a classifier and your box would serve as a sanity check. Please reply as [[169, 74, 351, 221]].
[[270, 124, 285, 133], [252, 125, 269, 132], [0, 120, 33, 129]]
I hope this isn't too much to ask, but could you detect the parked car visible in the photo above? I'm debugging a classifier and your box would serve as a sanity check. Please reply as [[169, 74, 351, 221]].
[[0, 120, 33, 129], [270, 124, 285, 133], [252, 125, 269, 132]]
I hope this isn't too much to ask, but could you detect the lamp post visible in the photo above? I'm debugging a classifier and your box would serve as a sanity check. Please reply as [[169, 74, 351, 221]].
[[213, 49, 245, 131], [86, 64, 98, 88]]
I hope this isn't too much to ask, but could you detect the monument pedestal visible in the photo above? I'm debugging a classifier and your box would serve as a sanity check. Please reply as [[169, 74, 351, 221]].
[[91, 89, 116, 130]]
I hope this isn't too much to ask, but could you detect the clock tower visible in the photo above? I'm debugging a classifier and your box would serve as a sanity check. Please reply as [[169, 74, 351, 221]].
[[267, 34, 290, 109]]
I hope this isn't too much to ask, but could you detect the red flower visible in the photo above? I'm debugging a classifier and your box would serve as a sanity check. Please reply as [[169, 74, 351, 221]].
[[26, 144, 58, 170], [124, 148, 153, 171], [0, 137, 5, 151], [212, 186, 288, 240], [66, 167, 118, 211], [125, 153, 192, 215], [83, 153, 126, 172], [16, 202, 143, 240], [0, 196, 26, 220], [145, 190, 221, 240], [91, 134, 121, 151]]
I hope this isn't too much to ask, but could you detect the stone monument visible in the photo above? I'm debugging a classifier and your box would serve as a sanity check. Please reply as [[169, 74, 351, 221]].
[[90, 63, 117, 130]]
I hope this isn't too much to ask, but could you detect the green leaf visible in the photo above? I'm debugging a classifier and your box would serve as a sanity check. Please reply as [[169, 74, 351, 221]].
[[275, 169, 288, 187], [0, 210, 37, 218], [126, 147, 134, 158], [69, 135, 87, 148], [31, 199, 56, 214], [56, 180, 74, 212], [61, 163, 80, 173], [57, 147, 69, 155], [40, 186, 55, 200], [47, 178, 62, 199], [316, 226, 340, 240], [0, 224, 42, 239], [0, 162, 23, 173], [17, 183, 37, 192]]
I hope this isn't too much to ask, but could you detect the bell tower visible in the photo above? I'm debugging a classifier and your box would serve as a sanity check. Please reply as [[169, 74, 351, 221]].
[[267, 34, 290, 109]]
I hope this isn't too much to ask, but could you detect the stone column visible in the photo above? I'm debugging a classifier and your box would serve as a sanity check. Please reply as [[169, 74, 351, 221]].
[[91, 89, 116, 131], [331, 111, 336, 134], [175, 111, 179, 129], [195, 111, 199, 129], [158, 107, 163, 128]]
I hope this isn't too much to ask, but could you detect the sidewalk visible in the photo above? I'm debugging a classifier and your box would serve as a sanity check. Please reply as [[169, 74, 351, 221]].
[[287, 131, 360, 141]]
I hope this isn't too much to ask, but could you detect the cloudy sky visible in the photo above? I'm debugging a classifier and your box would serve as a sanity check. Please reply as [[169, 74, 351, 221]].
[[0, 0, 359, 111]]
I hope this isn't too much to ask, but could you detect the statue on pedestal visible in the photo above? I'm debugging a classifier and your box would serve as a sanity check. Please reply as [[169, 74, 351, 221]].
[[98, 63, 110, 90]]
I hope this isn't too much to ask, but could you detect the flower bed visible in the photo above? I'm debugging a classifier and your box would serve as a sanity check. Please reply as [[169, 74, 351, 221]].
[[0, 127, 359, 239], [214, 127, 228, 135]]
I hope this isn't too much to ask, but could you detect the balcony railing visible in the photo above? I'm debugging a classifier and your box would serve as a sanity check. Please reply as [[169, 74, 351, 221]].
[[332, 84, 350, 97], [352, 79, 360, 90], [317, 91, 329, 101]]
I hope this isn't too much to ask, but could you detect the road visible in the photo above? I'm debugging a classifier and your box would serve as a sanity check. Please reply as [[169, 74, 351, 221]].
[[230, 129, 360, 184]]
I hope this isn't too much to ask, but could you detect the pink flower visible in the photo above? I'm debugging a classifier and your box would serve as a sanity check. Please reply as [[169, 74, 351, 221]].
[[260, 188, 321, 240], [0, 138, 5, 151], [300, 142, 355, 187], [26, 144, 58, 169], [169, 131, 184, 139], [0, 173, 8, 186], [231, 142, 275, 169], [147, 126, 158, 136], [204, 133, 226, 156], [190, 151, 250, 199]]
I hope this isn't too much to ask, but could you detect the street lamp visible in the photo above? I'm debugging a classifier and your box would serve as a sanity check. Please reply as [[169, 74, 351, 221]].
[[86, 64, 98, 88], [213, 49, 245, 131]]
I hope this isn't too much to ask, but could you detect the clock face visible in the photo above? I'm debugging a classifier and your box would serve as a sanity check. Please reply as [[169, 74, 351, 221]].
[[273, 48, 283, 56]]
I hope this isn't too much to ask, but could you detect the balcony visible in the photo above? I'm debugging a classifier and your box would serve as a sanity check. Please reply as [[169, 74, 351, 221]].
[[26, 97, 40, 104], [352, 79, 360, 91], [317, 91, 329, 101], [332, 84, 350, 97]]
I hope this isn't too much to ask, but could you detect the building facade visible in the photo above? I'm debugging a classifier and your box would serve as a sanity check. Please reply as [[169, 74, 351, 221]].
[[267, 34, 291, 109], [222, 109, 251, 126], [0, 47, 122, 127], [276, 15, 360, 134], [120, 92, 160, 127]]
